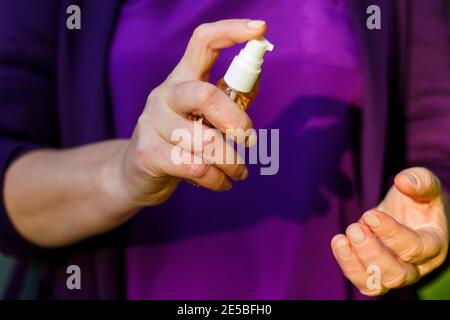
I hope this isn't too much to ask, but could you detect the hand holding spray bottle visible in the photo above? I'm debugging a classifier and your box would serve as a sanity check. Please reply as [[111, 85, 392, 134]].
[[200, 38, 274, 126], [217, 37, 274, 111]]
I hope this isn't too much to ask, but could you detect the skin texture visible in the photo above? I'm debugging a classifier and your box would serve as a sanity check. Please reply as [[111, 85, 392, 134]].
[[2, 19, 448, 296], [4, 19, 266, 248], [331, 167, 449, 296]]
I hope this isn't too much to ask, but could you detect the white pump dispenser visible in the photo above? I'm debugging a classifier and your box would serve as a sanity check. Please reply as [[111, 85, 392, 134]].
[[223, 38, 274, 93]]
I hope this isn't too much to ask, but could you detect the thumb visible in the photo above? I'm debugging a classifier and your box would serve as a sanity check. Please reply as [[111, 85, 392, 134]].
[[394, 167, 441, 202], [166, 19, 267, 84]]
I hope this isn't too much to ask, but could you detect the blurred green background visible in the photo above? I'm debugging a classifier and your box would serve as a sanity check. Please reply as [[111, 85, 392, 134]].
[[419, 267, 450, 300]]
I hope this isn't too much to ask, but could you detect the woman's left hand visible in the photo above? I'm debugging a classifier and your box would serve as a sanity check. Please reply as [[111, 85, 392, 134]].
[[331, 167, 449, 296]]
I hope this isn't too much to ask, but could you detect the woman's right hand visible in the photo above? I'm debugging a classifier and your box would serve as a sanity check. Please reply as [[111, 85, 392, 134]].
[[116, 19, 267, 207], [2, 19, 267, 248]]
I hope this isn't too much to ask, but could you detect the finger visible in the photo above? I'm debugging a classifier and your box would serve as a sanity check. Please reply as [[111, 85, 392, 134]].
[[394, 167, 441, 202], [164, 80, 254, 137], [201, 129, 249, 181], [169, 19, 267, 82], [362, 210, 442, 264], [155, 104, 214, 153], [331, 234, 385, 296], [154, 141, 232, 191], [346, 223, 419, 289], [156, 107, 248, 181]]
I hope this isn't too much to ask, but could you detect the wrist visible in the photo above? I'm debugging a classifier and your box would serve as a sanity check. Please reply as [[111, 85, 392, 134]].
[[97, 140, 143, 221]]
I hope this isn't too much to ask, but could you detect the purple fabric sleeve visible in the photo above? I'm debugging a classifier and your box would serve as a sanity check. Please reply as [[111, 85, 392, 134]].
[[0, 0, 60, 258], [404, 0, 450, 284], [406, 0, 450, 190]]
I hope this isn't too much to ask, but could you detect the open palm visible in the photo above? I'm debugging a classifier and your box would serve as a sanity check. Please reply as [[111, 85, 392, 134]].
[[331, 167, 449, 296]]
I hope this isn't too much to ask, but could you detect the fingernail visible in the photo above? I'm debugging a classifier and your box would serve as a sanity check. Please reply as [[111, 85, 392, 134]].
[[347, 224, 366, 245], [246, 20, 266, 30], [240, 167, 249, 180], [402, 173, 418, 188], [337, 242, 351, 258], [364, 212, 381, 228]]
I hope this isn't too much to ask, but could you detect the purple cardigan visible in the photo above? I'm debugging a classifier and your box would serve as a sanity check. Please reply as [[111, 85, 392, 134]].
[[0, 0, 449, 299]]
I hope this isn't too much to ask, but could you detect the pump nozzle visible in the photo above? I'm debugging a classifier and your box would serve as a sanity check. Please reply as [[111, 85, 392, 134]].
[[223, 37, 274, 93], [243, 38, 274, 61]]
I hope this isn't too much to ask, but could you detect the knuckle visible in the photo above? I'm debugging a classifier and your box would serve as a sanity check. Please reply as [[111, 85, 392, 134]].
[[385, 223, 400, 238], [383, 270, 407, 289], [432, 252, 447, 270], [422, 230, 442, 259], [380, 225, 402, 245], [400, 241, 424, 263], [146, 87, 163, 106], [358, 250, 381, 262], [189, 162, 207, 178], [342, 266, 362, 278], [237, 114, 252, 131], [192, 23, 210, 42], [399, 241, 424, 263], [173, 82, 189, 100], [198, 82, 220, 107]]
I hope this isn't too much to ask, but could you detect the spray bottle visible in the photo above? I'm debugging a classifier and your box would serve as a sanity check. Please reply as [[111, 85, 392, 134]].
[[217, 37, 274, 111], [199, 38, 274, 127]]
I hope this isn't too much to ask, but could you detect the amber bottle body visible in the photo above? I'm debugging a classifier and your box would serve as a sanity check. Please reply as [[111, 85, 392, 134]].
[[216, 77, 259, 112]]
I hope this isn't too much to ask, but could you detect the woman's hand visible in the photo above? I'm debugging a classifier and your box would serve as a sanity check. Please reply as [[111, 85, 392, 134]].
[[116, 19, 267, 206], [331, 167, 449, 296], [4, 19, 267, 248]]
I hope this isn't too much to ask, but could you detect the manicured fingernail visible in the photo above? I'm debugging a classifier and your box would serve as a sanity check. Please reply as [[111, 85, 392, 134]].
[[246, 20, 266, 29], [337, 242, 351, 258], [364, 212, 381, 228], [402, 173, 418, 188], [347, 224, 366, 245], [240, 167, 249, 180]]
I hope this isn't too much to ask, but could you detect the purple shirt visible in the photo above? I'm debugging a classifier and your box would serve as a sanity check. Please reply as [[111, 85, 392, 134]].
[[109, 0, 365, 299]]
